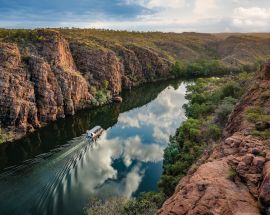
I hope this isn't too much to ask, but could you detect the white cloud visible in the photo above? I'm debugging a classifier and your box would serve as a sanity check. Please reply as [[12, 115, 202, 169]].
[[193, 0, 217, 17], [95, 165, 144, 198], [233, 7, 270, 29], [123, 136, 164, 167], [153, 127, 169, 143], [118, 115, 140, 128], [234, 7, 270, 20]]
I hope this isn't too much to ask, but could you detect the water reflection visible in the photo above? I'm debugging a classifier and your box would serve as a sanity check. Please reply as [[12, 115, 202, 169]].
[[0, 80, 188, 215]]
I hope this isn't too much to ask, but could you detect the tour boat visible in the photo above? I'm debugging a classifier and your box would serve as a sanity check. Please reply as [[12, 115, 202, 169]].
[[86, 126, 104, 140]]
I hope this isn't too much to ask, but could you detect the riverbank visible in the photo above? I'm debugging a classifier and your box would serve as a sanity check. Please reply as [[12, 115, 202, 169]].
[[158, 61, 270, 214]]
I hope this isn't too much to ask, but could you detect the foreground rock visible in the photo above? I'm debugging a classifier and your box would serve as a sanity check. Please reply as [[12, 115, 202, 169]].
[[158, 61, 270, 215]]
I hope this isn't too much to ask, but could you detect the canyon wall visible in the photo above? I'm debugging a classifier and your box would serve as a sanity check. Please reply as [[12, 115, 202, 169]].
[[0, 30, 172, 138], [158, 61, 270, 215]]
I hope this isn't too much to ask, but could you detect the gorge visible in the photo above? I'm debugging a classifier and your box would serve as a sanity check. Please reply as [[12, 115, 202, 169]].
[[0, 29, 270, 215]]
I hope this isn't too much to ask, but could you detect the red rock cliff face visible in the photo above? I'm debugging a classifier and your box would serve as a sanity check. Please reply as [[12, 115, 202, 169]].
[[69, 42, 173, 92], [70, 42, 122, 94], [0, 30, 173, 139], [31, 30, 91, 116], [0, 30, 92, 136], [0, 43, 39, 132], [158, 61, 270, 215]]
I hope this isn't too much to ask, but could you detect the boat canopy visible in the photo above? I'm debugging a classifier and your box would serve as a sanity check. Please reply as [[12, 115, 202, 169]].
[[88, 126, 102, 134]]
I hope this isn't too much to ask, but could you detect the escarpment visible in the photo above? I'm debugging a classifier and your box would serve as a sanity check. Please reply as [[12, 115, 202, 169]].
[[69, 42, 173, 92], [0, 43, 39, 132], [158, 61, 270, 215], [69, 42, 123, 94], [0, 30, 93, 138], [0, 30, 174, 140]]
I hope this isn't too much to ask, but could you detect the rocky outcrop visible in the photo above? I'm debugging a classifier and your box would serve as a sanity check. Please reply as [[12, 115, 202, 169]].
[[31, 30, 91, 115], [125, 44, 172, 82], [158, 61, 270, 215], [0, 43, 39, 132], [0, 30, 174, 140], [0, 30, 92, 137], [70, 42, 122, 94], [69, 42, 173, 92], [225, 61, 270, 137]]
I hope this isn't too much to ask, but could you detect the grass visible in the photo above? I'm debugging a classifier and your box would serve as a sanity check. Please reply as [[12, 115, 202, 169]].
[[244, 107, 270, 124], [1, 28, 270, 71], [251, 129, 270, 140]]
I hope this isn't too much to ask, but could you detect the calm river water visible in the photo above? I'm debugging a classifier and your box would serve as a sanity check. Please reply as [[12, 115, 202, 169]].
[[0, 80, 188, 215]]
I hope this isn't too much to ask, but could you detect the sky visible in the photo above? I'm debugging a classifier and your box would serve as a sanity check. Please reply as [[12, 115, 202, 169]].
[[0, 0, 270, 32]]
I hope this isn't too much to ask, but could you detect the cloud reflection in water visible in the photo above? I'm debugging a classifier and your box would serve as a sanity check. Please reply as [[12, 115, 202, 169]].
[[80, 83, 188, 198]]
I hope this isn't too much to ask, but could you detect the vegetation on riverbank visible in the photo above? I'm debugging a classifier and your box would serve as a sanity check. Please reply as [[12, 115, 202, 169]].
[[158, 72, 252, 196], [85, 72, 253, 214], [170, 59, 261, 78], [0, 129, 8, 144]]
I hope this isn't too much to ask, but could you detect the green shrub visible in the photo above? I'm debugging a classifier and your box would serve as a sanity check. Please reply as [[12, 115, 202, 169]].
[[206, 125, 222, 141], [90, 86, 97, 95], [171, 61, 186, 77], [190, 93, 206, 104], [215, 97, 237, 126], [95, 90, 111, 105], [184, 103, 212, 118], [85, 197, 126, 215], [177, 118, 201, 143], [228, 168, 237, 181], [139, 192, 166, 209], [220, 81, 242, 99], [85, 196, 158, 215], [163, 142, 180, 166], [102, 80, 109, 90], [0, 129, 8, 144], [251, 129, 270, 140], [158, 175, 181, 197], [244, 107, 270, 123]]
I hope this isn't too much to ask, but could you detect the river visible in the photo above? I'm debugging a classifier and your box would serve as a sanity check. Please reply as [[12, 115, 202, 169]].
[[0, 80, 188, 215]]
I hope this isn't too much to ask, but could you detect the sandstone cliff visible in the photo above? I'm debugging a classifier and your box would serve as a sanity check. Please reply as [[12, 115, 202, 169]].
[[0, 29, 173, 139], [158, 62, 270, 214]]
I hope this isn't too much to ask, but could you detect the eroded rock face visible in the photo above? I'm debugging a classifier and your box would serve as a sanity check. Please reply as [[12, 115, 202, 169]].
[[69, 42, 173, 93], [0, 31, 92, 137], [126, 44, 172, 82], [0, 30, 174, 140], [0, 43, 39, 132], [28, 56, 64, 122], [70, 42, 122, 94], [158, 157, 260, 215], [158, 61, 270, 215], [31, 30, 91, 115]]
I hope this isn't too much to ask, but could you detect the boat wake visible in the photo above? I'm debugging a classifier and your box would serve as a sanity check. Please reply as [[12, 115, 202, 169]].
[[0, 134, 98, 215]]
